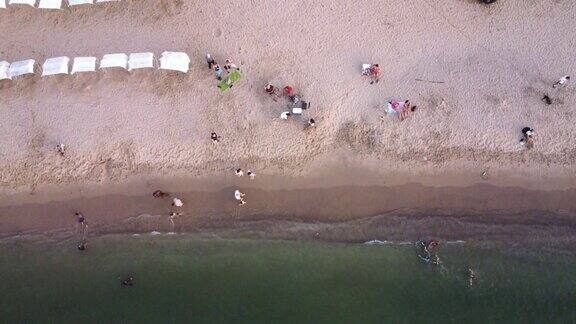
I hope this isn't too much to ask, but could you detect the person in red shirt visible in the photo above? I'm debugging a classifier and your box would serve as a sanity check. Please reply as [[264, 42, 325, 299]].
[[370, 64, 381, 84]]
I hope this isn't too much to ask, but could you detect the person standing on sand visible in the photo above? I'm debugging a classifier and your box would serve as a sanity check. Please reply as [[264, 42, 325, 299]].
[[520, 127, 535, 149], [553, 75, 570, 88], [206, 53, 215, 69], [369, 64, 381, 85], [77, 241, 87, 251], [247, 170, 256, 180], [56, 144, 66, 156], [235, 168, 244, 177], [214, 64, 224, 81]]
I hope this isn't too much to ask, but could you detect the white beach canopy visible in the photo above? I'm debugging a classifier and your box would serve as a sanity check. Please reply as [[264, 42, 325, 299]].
[[9, 59, 35, 78], [128, 52, 154, 71], [41, 56, 69, 76], [100, 53, 128, 70], [9, 0, 35, 6], [96, 0, 120, 2], [38, 0, 61, 9], [0, 0, 6, 8], [71, 57, 97, 74], [159, 52, 190, 73], [68, 0, 92, 5], [0, 61, 11, 80]]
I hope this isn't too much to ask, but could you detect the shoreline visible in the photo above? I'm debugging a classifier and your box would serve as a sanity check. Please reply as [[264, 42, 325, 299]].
[[2, 167, 576, 253]]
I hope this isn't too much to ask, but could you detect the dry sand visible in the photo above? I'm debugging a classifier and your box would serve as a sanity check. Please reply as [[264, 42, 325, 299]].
[[1, 1, 576, 246]]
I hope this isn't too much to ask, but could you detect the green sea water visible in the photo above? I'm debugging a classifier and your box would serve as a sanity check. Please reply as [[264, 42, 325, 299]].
[[1, 235, 575, 323]]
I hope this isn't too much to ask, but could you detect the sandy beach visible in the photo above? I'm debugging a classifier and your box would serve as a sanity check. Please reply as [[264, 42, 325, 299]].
[[1, 0, 576, 249]]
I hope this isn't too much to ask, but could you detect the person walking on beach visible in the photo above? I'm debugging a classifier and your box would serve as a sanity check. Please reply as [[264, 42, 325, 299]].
[[169, 212, 181, 232], [214, 64, 224, 80], [468, 268, 476, 287], [211, 132, 220, 143], [56, 144, 66, 156], [234, 189, 246, 206], [247, 170, 256, 180], [224, 59, 239, 73], [76, 212, 88, 235], [553, 75, 570, 88], [206, 53, 215, 69], [235, 168, 244, 177]]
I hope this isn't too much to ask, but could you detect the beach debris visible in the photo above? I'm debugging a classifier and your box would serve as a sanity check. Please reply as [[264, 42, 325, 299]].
[[121, 276, 134, 287], [234, 189, 246, 206], [542, 94, 552, 105], [56, 144, 66, 156], [235, 169, 244, 177], [553, 75, 570, 88], [172, 197, 183, 207], [211, 132, 220, 143], [247, 170, 256, 180], [152, 190, 169, 198]]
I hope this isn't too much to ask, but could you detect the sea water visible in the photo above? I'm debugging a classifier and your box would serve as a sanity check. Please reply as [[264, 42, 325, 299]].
[[1, 235, 575, 323]]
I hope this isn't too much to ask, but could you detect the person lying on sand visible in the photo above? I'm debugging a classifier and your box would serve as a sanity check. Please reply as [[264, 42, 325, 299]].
[[280, 111, 291, 120], [211, 132, 220, 143], [224, 59, 239, 73], [152, 190, 169, 198], [265, 84, 281, 101], [398, 100, 417, 121], [369, 64, 381, 85], [520, 127, 535, 149]]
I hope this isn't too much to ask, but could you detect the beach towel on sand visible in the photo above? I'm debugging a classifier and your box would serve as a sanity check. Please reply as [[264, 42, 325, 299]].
[[217, 71, 241, 92]]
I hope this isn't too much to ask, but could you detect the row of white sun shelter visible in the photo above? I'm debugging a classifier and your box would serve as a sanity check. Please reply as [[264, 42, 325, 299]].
[[0, 52, 191, 80], [1, 0, 120, 9]]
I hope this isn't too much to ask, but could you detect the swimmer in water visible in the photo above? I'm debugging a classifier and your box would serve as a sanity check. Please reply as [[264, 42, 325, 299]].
[[77, 241, 87, 251], [121, 276, 134, 287]]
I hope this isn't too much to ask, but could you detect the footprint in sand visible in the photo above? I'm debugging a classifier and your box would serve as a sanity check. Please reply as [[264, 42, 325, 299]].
[[214, 28, 222, 38]]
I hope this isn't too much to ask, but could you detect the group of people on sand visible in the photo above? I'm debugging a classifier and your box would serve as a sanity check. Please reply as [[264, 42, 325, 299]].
[[265, 84, 317, 129], [152, 190, 184, 232]]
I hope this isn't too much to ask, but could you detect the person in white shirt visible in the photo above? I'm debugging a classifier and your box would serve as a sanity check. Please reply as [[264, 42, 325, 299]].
[[280, 111, 291, 120], [247, 171, 256, 180], [172, 197, 184, 207], [234, 190, 246, 205], [235, 169, 244, 177]]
